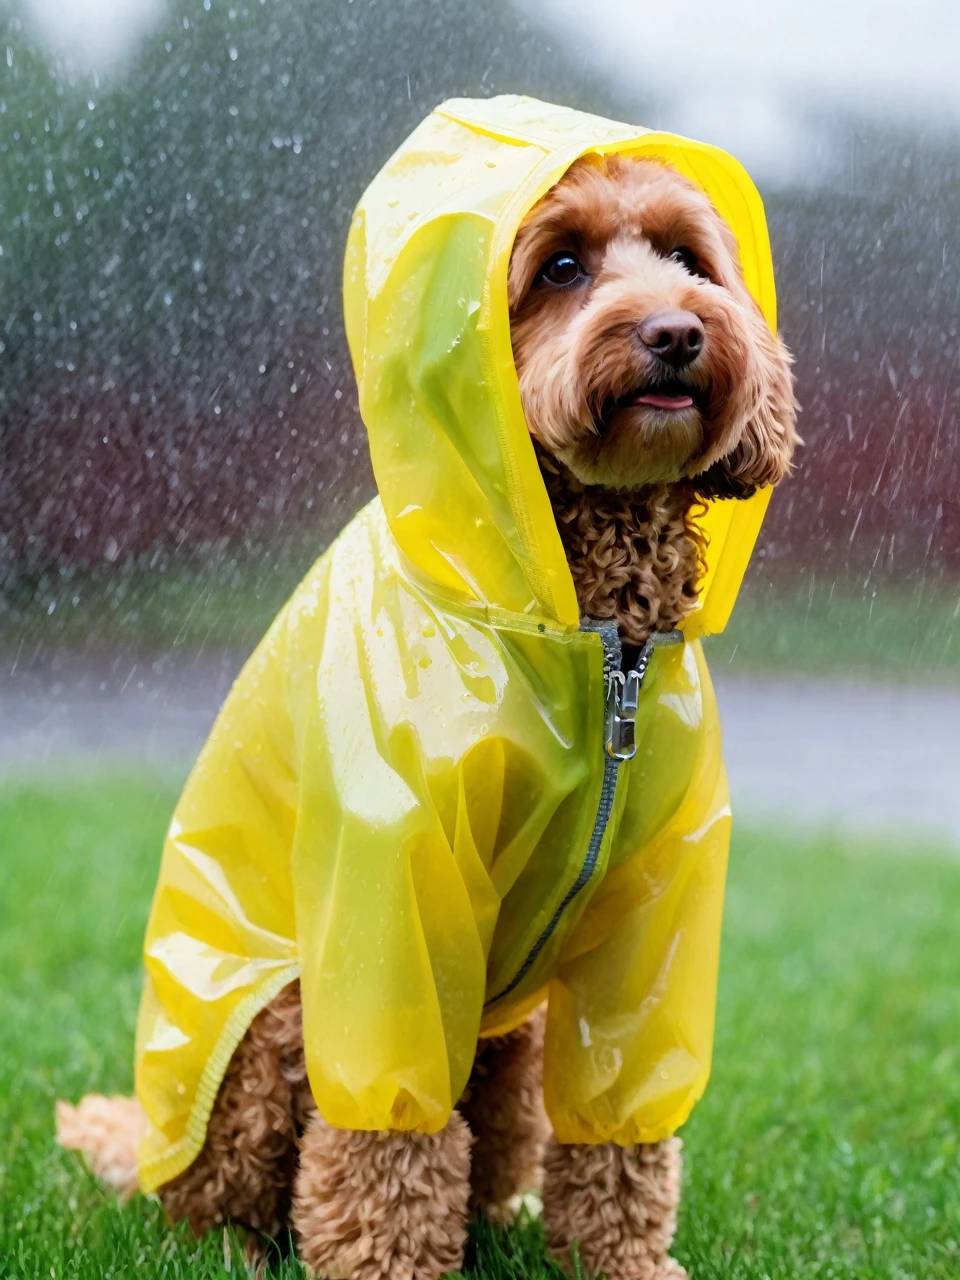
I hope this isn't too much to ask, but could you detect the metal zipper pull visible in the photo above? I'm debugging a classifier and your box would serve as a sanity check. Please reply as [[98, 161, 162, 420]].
[[604, 639, 654, 761]]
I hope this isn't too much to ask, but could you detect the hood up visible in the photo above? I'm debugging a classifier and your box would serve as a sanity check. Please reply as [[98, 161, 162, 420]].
[[344, 94, 779, 638]]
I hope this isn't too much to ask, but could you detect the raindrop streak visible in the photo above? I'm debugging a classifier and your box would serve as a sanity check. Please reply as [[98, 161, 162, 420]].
[[0, 0, 956, 665]]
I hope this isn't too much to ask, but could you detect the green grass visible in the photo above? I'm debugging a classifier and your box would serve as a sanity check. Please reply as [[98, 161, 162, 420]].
[[1, 778, 959, 1278], [0, 550, 312, 659], [707, 576, 960, 681], [4, 555, 960, 681]]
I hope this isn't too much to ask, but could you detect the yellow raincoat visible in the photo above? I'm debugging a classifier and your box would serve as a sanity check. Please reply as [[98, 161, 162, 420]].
[[135, 95, 780, 1193]]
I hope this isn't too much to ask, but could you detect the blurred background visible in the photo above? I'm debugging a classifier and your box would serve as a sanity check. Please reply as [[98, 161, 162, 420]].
[[0, 5, 957, 1274], [1, 0, 957, 836]]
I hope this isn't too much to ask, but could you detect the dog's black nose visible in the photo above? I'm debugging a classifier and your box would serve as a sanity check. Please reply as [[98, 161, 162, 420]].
[[638, 310, 705, 368]]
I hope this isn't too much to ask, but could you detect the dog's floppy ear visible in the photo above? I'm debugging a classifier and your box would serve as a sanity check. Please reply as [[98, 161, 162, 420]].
[[697, 332, 800, 500]]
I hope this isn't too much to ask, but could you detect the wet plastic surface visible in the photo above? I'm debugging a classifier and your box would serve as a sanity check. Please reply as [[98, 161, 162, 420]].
[[6, 658, 956, 845], [134, 96, 782, 1190]]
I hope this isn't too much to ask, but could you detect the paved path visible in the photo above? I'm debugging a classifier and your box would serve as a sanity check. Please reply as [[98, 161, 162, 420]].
[[1, 651, 957, 846], [714, 678, 959, 846]]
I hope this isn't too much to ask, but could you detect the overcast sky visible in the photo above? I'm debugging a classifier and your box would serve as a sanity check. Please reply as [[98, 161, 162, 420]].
[[17, 0, 960, 183], [515, 0, 960, 180], [20, 0, 166, 72]]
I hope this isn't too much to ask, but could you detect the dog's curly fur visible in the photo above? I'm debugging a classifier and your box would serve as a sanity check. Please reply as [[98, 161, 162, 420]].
[[157, 981, 312, 1238], [511, 154, 797, 648], [538, 447, 707, 644], [459, 1006, 550, 1224], [293, 1113, 473, 1280], [542, 1137, 687, 1280], [57, 152, 798, 1279], [55, 1093, 148, 1203], [509, 154, 797, 497]]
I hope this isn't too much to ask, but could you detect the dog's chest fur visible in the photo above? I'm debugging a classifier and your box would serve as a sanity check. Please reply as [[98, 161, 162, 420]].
[[539, 452, 706, 647]]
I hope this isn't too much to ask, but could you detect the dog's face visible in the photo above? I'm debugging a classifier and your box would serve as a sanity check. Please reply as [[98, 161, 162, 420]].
[[508, 155, 798, 493]]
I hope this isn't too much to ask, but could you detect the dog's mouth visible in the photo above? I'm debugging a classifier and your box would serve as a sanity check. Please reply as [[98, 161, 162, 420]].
[[632, 388, 694, 411], [599, 378, 703, 429]]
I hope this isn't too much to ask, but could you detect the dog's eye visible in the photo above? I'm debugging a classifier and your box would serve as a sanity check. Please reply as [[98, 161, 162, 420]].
[[539, 252, 585, 287], [668, 246, 708, 279]]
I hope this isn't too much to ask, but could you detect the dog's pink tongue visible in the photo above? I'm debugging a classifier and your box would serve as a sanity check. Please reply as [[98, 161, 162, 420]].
[[635, 392, 694, 410]]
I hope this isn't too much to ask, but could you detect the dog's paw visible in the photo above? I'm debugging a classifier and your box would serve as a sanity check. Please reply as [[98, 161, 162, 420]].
[[293, 1113, 471, 1280], [56, 1094, 147, 1201]]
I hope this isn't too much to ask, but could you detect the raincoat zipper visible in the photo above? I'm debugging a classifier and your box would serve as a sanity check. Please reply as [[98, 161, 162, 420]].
[[487, 621, 675, 1006]]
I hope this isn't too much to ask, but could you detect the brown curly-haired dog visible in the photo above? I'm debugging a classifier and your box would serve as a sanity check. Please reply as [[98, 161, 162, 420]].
[[57, 153, 797, 1280], [509, 153, 797, 649]]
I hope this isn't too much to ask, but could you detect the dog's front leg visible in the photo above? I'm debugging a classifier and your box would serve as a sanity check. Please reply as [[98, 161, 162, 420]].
[[542, 1136, 687, 1280], [292, 1112, 472, 1280]]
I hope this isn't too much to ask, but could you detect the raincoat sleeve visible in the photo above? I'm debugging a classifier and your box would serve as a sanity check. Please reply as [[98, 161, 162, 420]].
[[135, 603, 302, 1191], [542, 642, 732, 1146], [287, 520, 492, 1136]]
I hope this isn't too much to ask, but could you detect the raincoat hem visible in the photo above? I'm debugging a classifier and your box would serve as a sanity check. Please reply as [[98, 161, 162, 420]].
[[137, 962, 301, 1194], [478, 988, 549, 1039], [550, 1087, 704, 1147]]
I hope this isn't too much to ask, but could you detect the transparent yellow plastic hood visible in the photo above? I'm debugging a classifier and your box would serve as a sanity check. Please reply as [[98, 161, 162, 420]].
[[344, 93, 779, 638]]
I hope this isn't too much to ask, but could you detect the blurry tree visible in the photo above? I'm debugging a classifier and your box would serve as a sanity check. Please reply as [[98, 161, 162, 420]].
[[0, 0, 957, 590], [0, 0, 618, 577], [765, 121, 960, 582]]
